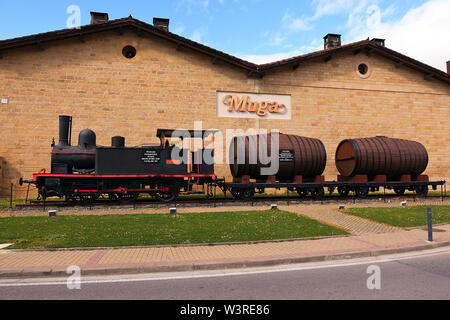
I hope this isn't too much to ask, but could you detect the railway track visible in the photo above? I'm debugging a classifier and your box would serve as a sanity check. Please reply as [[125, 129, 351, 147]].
[[14, 193, 448, 211]]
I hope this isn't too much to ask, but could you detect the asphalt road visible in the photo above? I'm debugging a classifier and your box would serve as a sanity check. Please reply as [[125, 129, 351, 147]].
[[0, 248, 449, 301]]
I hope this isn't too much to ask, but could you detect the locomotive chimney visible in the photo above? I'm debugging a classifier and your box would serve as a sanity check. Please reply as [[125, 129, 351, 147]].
[[58, 115, 72, 147]]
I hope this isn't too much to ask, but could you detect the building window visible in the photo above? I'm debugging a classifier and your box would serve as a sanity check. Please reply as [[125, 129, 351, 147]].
[[358, 63, 368, 75], [122, 46, 137, 59], [356, 62, 371, 78]]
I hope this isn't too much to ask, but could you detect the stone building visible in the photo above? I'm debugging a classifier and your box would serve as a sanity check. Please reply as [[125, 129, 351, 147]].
[[0, 13, 449, 197]]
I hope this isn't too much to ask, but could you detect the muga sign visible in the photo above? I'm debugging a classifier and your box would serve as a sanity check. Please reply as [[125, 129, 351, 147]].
[[217, 91, 291, 120]]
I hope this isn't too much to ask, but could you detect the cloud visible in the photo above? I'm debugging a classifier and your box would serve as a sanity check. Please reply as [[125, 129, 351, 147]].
[[236, 42, 323, 64], [311, 0, 359, 20], [282, 11, 313, 31], [270, 32, 288, 46], [190, 28, 208, 43], [281, 1, 362, 32], [347, 0, 450, 71], [234, 0, 449, 71], [176, 0, 210, 14], [172, 23, 186, 35]]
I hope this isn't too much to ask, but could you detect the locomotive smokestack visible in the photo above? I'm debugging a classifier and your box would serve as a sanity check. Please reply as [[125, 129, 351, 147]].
[[58, 115, 72, 147]]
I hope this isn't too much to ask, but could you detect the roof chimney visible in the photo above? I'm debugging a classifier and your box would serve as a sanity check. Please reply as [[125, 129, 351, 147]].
[[153, 18, 170, 32], [323, 34, 341, 50], [447, 61, 450, 75], [371, 38, 385, 47], [90, 12, 109, 25]]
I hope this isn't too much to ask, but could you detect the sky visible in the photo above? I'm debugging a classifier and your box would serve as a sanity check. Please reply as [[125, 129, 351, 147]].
[[0, 0, 449, 71]]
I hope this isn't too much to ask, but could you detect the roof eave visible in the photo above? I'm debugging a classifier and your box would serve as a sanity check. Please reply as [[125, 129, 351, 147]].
[[0, 19, 448, 84], [0, 17, 258, 73], [258, 41, 450, 84]]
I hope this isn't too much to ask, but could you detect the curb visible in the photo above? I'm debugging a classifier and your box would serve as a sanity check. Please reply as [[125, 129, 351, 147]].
[[1, 240, 449, 279]]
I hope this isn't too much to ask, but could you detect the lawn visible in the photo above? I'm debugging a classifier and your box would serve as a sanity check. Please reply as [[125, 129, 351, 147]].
[[0, 198, 29, 210], [0, 210, 348, 249], [344, 205, 450, 228]]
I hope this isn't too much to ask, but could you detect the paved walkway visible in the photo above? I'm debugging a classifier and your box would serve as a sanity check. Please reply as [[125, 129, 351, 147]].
[[0, 221, 449, 278], [282, 206, 401, 235], [0, 202, 449, 278]]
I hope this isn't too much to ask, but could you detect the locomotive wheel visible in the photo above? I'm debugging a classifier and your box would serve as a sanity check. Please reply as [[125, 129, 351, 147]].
[[108, 194, 119, 202], [393, 187, 406, 195], [155, 192, 177, 202], [337, 186, 350, 196], [296, 188, 309, 197], [311, 187, 325, 199], [355, 187, 369, 198], [76, 194, 98, 204], [155, 186, 179, 203], [117, 193, 139, 203]]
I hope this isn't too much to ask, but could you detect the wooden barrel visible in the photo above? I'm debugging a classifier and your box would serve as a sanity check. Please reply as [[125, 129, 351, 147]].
[[229, 133, 327, 181], [335, 136, 428, 177]]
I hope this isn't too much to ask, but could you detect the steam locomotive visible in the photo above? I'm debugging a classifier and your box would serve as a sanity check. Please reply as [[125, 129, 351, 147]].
[[22, 116, 216, 203], [21, 115, 443, 203]]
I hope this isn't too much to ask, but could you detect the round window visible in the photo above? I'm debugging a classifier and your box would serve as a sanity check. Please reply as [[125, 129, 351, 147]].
[[122, 46, 137, 59], [356, 62, 371, 78], [358, 63, 368, 75]]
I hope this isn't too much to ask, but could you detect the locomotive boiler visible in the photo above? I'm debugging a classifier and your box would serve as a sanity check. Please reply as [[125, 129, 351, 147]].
[[51, 116, 96, 174]]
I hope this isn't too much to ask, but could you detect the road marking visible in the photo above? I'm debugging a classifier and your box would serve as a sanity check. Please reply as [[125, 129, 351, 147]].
[[1, 247, 449, 287]]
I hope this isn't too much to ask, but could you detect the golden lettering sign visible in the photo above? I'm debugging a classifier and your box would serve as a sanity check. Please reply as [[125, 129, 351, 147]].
[[217, 92, 291, 120]]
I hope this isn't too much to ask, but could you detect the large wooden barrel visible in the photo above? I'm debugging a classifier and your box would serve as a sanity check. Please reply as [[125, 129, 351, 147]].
[[229, 133, 327, 181], [335, 136, 428, 177]]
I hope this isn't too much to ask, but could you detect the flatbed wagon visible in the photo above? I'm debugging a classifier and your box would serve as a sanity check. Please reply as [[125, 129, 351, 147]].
[[217, 179, 446, 201]]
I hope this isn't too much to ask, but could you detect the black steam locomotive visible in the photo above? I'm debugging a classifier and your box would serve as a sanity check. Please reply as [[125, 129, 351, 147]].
[[24, 116, 216, 202]]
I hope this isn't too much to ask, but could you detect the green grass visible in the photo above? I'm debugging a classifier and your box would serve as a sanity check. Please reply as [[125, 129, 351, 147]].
[[0, 198, 28, 210], [0, 210, 348, 249], [344, 205, 450, 228]]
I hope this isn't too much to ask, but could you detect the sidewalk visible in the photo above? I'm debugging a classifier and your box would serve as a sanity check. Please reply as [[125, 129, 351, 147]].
[[1, 214, 449, 279]]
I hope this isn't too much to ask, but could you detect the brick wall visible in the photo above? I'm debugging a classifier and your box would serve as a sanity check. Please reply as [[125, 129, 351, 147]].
[[0, 30, 449, 197]]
